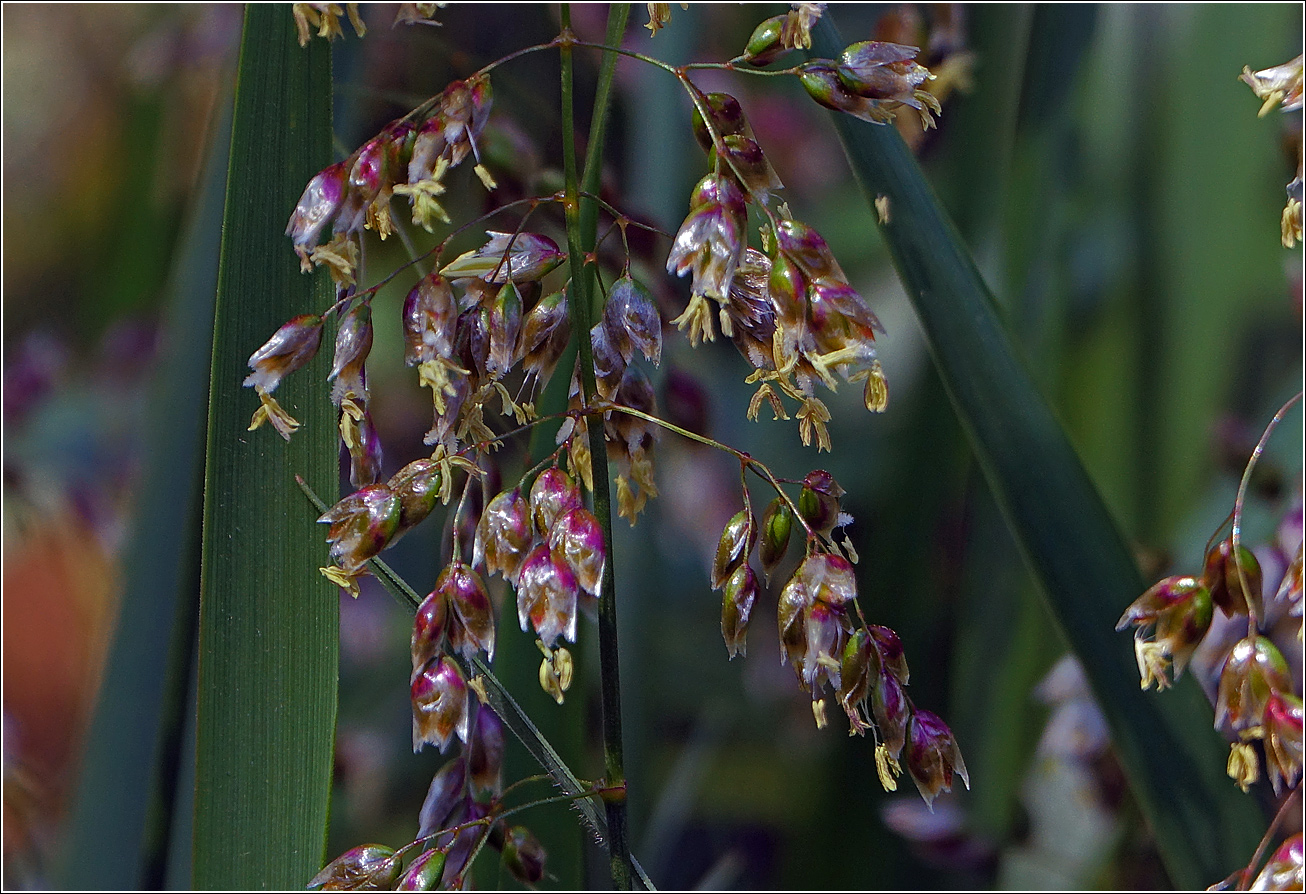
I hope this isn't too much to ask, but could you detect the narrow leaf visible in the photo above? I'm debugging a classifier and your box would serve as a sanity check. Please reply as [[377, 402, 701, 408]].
[[194, 7, 337, 889], [812, 13, 1265, 889]]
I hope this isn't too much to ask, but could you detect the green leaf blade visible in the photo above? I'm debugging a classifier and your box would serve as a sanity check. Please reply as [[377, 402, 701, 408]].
[[194, 7, 337, 889]]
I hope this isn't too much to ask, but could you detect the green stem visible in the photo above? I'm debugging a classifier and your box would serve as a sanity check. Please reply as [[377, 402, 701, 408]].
[[1230, 391, 1302, 635], [603, 403, 818, 541], [559, 4, 634, 889]]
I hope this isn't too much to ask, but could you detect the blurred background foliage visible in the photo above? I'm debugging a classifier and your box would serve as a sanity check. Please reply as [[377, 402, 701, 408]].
[[3, 3, 1300, 890]]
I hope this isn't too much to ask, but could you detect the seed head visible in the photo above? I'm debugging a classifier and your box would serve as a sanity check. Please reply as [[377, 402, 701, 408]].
[[721, 563, 759, 659], [666, 173, 748, 311], [798, 469, 845, 536], [603, 275, 663, 366], [308, 844, 400, 891], [1116, 575, 1214, 689], [549, 506, 607, 597], [1240, 55, 1304, 116], [712, 508, 757, 590], [417, 754, 467, 838], [520, 289, 571, 388], [395, 848, 447, 892], [872, 663, 911, 760], [516, 544, 580, 649], [1201, 537, 1264, 619], [759, 497, 794, 581], [799, 42, 941, 129], [905, 709, 970, 809], [1252, 834, 1304, 891], [402, 273, 458, 367], [318, 484, 401, 574], [411, 654, 471, 752], [329, 302, 374, 405], [388, 458, 443, 536], [440, 232, 566, 284], [474, 487, 533, 584], [244, 314, 324, 393], [502, 826, 547, 885], [1215, 635, 1292, 734], [529, 468, 583, 539], [1262, 691, 1304, 795], [690, 92, 748, 153], [412, 589, 449, 676], [435, 561, 496, 662], [287, 163, 348, 268], [340, 399, 383, 488], [467, 703, 505, 801], [741, 16, 788, 67]]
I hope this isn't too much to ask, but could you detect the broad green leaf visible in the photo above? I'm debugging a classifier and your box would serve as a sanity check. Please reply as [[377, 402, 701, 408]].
[[812, 13, 1265, 889], [194, 7, 337, 888]]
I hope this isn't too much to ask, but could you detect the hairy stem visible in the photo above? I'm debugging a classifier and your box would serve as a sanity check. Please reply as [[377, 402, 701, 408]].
[[559, 4, 635, 889]]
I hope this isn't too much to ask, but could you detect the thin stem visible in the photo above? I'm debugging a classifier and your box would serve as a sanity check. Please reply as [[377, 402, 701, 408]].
[[604, 402, 818, 541], [559, 5, 635, 889], [1235, 783, 1301, 891], [1231, 391, 1302, 634], [400, 781, 620, 874]]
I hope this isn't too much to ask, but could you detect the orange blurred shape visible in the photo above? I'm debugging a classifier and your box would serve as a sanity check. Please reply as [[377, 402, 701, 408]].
[[3, 511, 118, 862]]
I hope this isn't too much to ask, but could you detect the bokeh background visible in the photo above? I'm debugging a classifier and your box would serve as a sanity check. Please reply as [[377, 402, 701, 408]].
[[4, 3, 1301, 889]]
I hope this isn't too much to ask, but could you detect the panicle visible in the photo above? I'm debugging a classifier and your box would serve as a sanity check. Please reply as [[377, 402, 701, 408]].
[[288, 74, 494, 273]]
